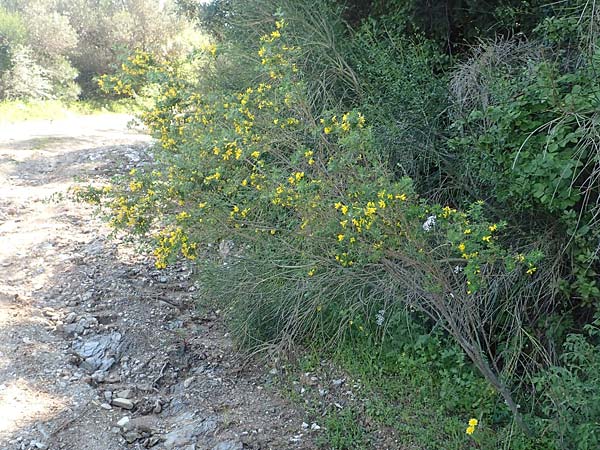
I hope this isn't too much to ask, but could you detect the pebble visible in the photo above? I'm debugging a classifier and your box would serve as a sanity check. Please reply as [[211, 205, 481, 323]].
[[124, 431, 141, 443], [183, 377, 194, 389], [115, 388, 133, 399], [112, 398, 134, 410], [117, 416, 131, 429], [100, 403, 112, 410]]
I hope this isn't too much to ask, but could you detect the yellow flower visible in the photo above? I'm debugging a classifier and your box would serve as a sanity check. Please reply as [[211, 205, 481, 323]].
[[308, 268, 316, 277], [458, 242, 466, 253], [469, 419, 478, 427], [466, 425, 475, 435], [482, 235, 492, 243], [324, 126, 332, 134], [489, 224, 498, 232], [337, 234, 345, 242], [464, 228, 472, 235], [341, 205, 349, 215], [526, 267, 537, 275], [251, 151, 260, 158]]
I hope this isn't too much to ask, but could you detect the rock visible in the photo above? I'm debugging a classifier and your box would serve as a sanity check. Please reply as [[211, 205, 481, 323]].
[[130, 416, 159, 433], [183, 377, 194, 389], [162, 429, 192, 449], [104, 391, 113, 402], [331, 378, 345, 388], [146, 436, 161, 447], [117, 416, 131, 429], [112, 398, 134, 410], [65, 312, 77, 324], [92, 371, 106, 383], [63, 323, 85, 336], [100, 403, 112, 410], [311, 423, 321, 431], [212, 441, 243, 450], [115, 389, 133, 399], [124, 431, 141, 443], [71, 332, 123, 373], [163, 417, 218, 449]]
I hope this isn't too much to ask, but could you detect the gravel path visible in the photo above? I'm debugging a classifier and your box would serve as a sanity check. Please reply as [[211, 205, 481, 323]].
[[0, 115, 314, 450]]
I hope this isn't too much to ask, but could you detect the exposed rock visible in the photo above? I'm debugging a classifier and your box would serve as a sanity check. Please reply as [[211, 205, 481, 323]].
[[117, 416, 131, 430], [71, 332, 123, 372], [130, 416, 159, 433], [124, 431, 141, 443], [115, 388, 133, 399], [163, 417, 218, 449], [112, 397, 134, 410], [212, 440, 243, 450]]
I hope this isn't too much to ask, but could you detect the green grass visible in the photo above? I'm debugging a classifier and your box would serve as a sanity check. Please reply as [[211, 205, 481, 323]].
[[0, 98, 147, 123], [280, 324, 540, 450]]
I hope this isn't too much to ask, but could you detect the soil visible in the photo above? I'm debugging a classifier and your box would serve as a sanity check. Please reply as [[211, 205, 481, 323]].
[[0, 114, 317, 450]]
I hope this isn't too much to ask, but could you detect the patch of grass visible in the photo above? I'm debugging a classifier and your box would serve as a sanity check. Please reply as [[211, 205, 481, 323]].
[[0, 98, 147, 122], [281, 317, 542, 450], [321, 408, 371, 450]]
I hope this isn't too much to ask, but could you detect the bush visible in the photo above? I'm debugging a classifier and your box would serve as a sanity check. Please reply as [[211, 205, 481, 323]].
[[80, 0, 600, 447]]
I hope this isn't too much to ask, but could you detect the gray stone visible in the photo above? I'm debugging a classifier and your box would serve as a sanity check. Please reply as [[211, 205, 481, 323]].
[[163, 417, 218, 449], [100, 403, 112, 410], [115, 389, 133, 399], [212, 441, 243, 450], [71, 332, 123, 373], [124, 431, 141, 443], [130, 416, 159, 433], [112, 398, 134, 410], [117, 416, 131, 429]]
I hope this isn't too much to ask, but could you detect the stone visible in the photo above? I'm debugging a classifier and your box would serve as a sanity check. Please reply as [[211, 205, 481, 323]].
[[115, 389, 133, 399], [124, 431, 141, 443], [100, 403, 112, 410], [183, 377, 194, 389], [112, 398, 134, 410], [163, 417, 218, 449], [212, 441, 243, 450], [71, 332, 123, 373], [117, 416, 131, 429], [331, 378, 345, 388], [130, 416, 159, 433]]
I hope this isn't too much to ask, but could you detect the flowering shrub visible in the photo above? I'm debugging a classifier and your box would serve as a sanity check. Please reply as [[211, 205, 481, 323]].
[[90, 18, 544, 428]]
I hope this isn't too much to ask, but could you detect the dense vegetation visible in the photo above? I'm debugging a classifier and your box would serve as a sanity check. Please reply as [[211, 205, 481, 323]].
[[82, 0, 600, 448], [0, 0, 197, 100]]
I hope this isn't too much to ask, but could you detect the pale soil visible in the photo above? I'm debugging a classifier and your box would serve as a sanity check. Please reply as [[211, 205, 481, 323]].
[[0, 115, 317, 450]]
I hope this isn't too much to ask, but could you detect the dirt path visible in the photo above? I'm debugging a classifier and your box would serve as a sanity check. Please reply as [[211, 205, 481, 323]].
[[0, 115, 314, 450]]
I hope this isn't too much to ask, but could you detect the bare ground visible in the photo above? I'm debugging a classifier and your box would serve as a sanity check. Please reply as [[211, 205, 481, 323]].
[[0, 115, 317, 450]]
